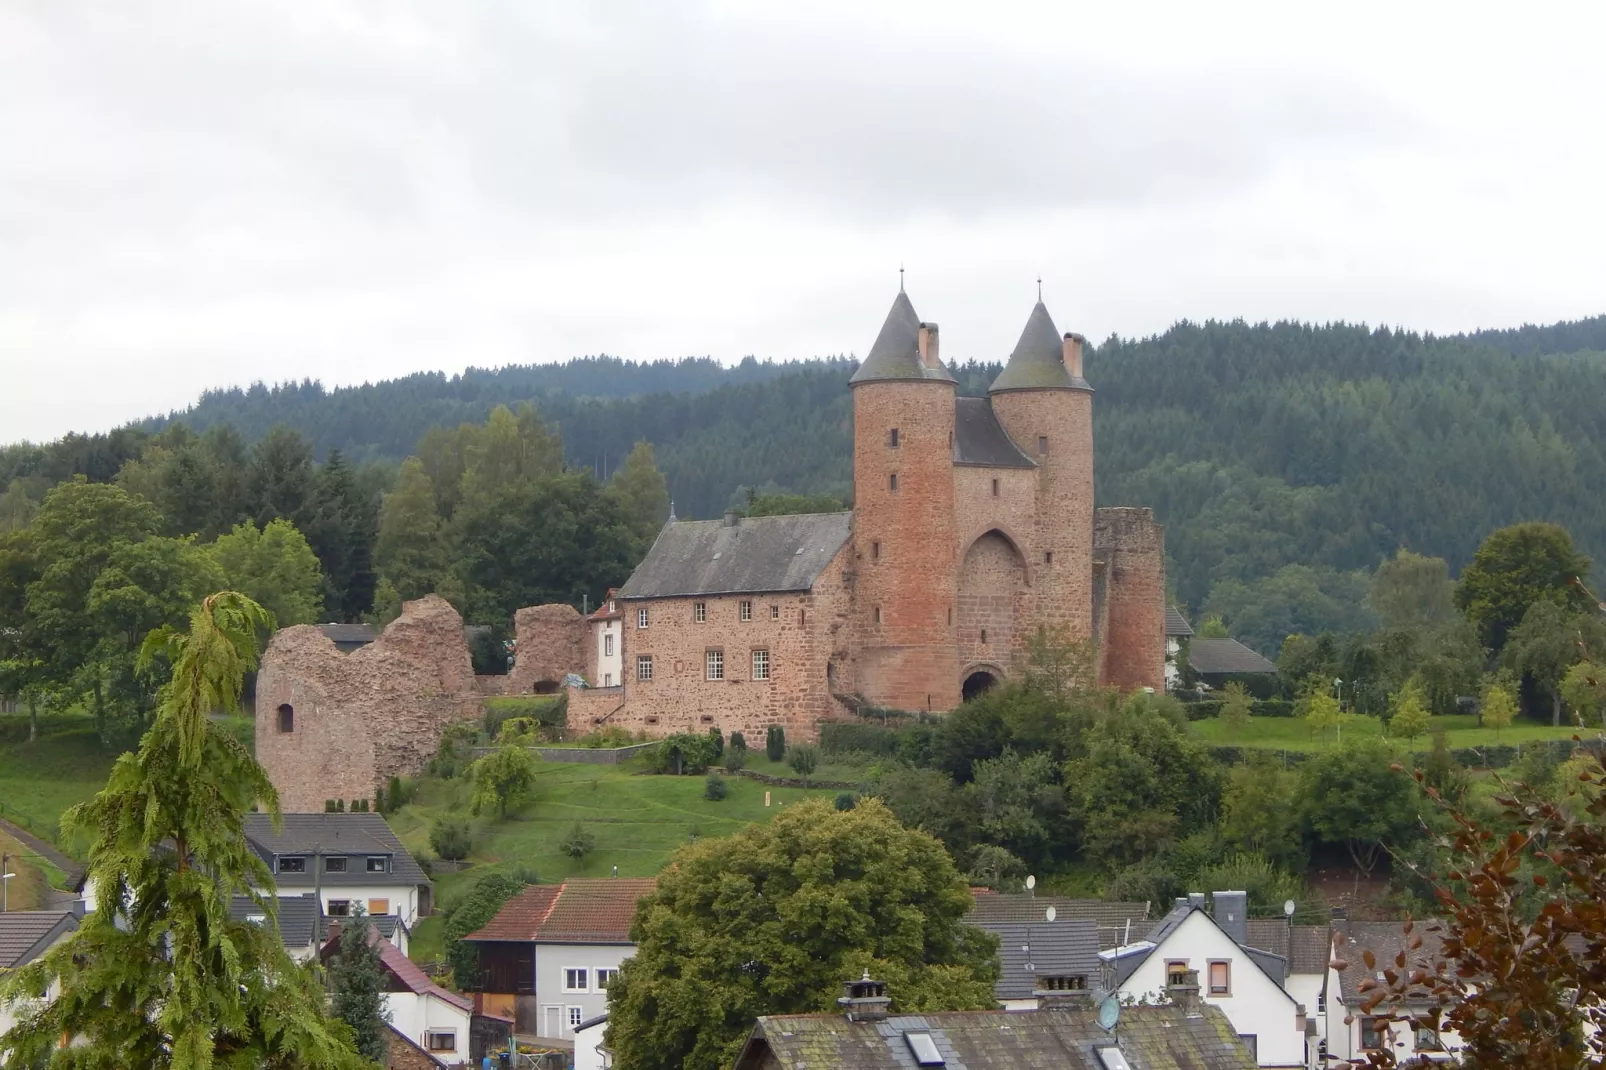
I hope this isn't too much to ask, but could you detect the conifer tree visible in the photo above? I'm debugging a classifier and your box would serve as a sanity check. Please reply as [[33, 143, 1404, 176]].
[[0, 592, 366, 1069], [328, 906, 391, 1064]]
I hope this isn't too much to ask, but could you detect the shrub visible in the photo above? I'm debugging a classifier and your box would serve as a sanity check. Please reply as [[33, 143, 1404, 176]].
[[323, 799, 338, 813], [787, 743, 820, 786], [373, 786, 386, 813], [350, 798, 369, 813], [483, 696, 565, 738], [579, 725, 638, 748], [722, 745, 746, 773], [387, 775, 408, 810], [444, 873, 526, 989], [766, 725, 786, 762], [430, 818, 473, 861], [648, 731, 719, 775], [833, 792, 856, 811], [496, 716, 542, 745], [561, 822, 597, 861], [729, 731, 747, 753], [704, 773, 729, 801], [708, 726, 724, 758]]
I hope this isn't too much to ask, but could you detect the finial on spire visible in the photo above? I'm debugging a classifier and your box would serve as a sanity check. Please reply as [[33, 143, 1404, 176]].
[[899, 264, 905, 293], [668, 500, 677, 522], [1037, 275, 1043, 301]]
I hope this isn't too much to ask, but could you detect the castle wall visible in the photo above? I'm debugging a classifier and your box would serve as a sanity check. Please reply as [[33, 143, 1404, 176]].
[[257, 595, 482, 812], [952, 464, 1040, 677], [577, 547, 854, 742], [1094, 507, 1167, 691], [851, 379, 961, 712], [989, 389, 1095, 640], [508, 604, 588, 693], [956, 530, 1030, 678]]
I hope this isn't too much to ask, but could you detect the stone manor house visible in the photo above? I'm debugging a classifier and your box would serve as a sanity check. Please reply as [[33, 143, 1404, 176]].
[[257, 290, 1166, 812]]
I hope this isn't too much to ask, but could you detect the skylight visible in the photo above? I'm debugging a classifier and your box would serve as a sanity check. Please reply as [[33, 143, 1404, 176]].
[[905, 1032, 944, 1066], [1097, 1047, 1132, 1070]]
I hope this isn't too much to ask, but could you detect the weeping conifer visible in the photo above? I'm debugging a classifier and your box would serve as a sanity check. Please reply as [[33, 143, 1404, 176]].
[[0, 592, 367, 1069]]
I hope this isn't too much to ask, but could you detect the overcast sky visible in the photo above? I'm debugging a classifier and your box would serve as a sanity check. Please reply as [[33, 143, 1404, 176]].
[[3, 1, 1604, 444]]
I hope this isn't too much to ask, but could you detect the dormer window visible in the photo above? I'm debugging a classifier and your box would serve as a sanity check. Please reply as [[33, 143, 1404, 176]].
[[324, 856, 347, 873], [277, 857, 306, 874], [366, 857, 388, 873]]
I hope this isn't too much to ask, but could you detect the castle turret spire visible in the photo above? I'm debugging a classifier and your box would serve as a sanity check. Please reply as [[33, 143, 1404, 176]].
[[989, 300, 1090, 393], [850, 291, 956, 385]]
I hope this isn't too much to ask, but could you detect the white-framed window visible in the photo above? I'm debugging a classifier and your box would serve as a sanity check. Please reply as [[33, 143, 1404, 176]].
[[569, 1005, 585, 1029], [637, 608, 649, 629], [1208, 960, 1230, 996], [706, 649, 724, 681], [326, 900, 350, 917], [604, 634, 614, 657], [740, 600, 752, 621], [427, 1031, 457, 1053], [637, 655, 653, 681], [365, 856, 387, 873], [564, 968, 589, 992], [694, 601, 707, 623], [770, 604, 779, 620], [596, 967, 619, 990], [751, 649, 770, 681]]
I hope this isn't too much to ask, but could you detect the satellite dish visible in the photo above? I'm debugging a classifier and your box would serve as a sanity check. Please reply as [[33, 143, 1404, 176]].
[[1283, 899, 1297, 918], [1025, 875, 1036, 891], [1098, 994, 1121, 1032], [1045, 906, 1057, 923]]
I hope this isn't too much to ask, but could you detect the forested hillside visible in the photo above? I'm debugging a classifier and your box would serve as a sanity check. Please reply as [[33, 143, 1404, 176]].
[[8, 314, 1606, 651]]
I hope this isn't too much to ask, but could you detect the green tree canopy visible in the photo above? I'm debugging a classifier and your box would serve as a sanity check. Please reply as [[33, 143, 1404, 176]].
[[1297, 739, 1420, 876], [470, 742, 538, 818], [1388, 678, 1432, 743], [1456, 522, 1592, 651], [609, 440, 671, 550], [604, 798, 999, 1070], [1500, 600, 1606, 725], [1368, 550, 1457, 632], [0, 592, 366, 1068], [209, 519, 324, 627], [327, 905, 392, 1064]]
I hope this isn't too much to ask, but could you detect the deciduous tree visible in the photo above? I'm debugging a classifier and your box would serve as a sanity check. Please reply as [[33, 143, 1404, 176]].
[[1456, 521, 1592, 652], [208, 518, 324, 627], [604, 798, 999, 1070], [1388, 679, 1432, 744], [1297, 739, 1418, 878], [470, 743, 538, 818]]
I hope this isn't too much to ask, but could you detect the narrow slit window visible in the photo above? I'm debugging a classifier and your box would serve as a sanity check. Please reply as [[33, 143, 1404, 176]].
[[1037, 435, 1048, 455], [871, 541, 880, 560], [980, 628, 988, 644], [888, 428, 900, 447], [991, 478, 1000, 497], [889, 473, 899, 492], [874, 606, 882, 624], [277, 704, 294, 733], [1045, 551, 1053, 565]]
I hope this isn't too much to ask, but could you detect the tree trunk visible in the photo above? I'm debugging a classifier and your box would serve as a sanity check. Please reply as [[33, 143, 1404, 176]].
[[94, 679, 106, 745], [27, 692, 37, 743], [1553, 689, 1562, 727]]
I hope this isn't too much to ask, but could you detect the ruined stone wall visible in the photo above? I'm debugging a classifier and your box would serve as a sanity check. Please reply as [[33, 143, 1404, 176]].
[[851, 379, 960, 712], [507, 604, 587, 694], [577, 548, 854, 743], [257, 595, 481, 813], [1094, 507, 1166, 692]]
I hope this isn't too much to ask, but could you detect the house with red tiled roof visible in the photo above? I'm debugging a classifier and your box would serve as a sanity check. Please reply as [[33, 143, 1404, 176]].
[[462, 877, 657, 1041], [322, 922, 510, 1068]]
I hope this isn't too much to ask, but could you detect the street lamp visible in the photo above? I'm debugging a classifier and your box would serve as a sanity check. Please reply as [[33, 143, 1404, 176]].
[[1333, 679, 1345, 744], [1, 851, 15, 913]]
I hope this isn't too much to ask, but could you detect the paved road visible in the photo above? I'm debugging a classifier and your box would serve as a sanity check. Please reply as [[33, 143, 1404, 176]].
[[0, 814, 83, 907]]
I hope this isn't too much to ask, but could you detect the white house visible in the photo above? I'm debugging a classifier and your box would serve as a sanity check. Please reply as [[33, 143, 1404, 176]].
[[322, 924, 479, 1067], [1326, 920, 1462, 1065], [462, 877, 656, 1039], [243, 813, 432, 928], [1165, 607, 1193, 691], [588, 593, 623, 688], [574, 1013, 610, 1070], [1102, 893, 1310, 1070], [0, 910, 80, 1063]]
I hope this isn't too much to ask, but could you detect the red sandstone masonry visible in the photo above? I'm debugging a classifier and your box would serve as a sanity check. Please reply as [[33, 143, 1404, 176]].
[[1095, 507, 1167, 691], [508, 604, 587, 693]]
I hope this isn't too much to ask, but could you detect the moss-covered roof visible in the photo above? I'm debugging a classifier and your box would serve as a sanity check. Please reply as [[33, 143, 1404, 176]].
[[850, 291, 956, 386], [990, 301, 1091, 394], [738, 1003, 1256, 1070]]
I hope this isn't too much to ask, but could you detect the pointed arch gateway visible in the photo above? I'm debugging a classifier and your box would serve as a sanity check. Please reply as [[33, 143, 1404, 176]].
[[957, 529, 1028, 682]]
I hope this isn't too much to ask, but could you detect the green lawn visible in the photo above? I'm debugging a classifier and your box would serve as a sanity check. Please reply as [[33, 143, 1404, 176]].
[[386, 757, 843, 924], [1190, 712, 1591, 753], [740, 753, 871, 785], [0, 711, 118, 846]]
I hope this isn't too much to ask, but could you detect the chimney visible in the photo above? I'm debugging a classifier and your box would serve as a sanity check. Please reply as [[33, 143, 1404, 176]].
[[1167, 968, 1202, 1016], [1212, 890, 1248, 946], [1062, 332, 1085, 378], [1187, 892, 1205, 911], [918, 322, 941, 369], [723, 510, 739, 527], [1033, 975, 1094, 1010], [838, 972, 891, 1022]]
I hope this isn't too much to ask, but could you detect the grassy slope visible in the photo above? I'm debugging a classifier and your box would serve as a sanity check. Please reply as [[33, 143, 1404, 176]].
[[1189, 712, 1587, 752], [387, 757, 843, 962], [0, 712, 117, 845]]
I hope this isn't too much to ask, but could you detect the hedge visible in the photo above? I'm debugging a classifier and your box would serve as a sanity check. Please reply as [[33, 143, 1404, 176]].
[[818, 721, 936, 764], [1206, 736, 1603, 770], [483, 695, 566, 738]]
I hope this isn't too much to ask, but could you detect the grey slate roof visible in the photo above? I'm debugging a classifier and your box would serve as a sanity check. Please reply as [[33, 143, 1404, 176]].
[[242, 813, 428, 888], [953, 397, 1035, 468], [617, 512, 852, 600], [990, 301, 1091, 394], [1245, 919, 1331, 975], [849, 292, 956, 385], [1165, 606, 1193, 638], [1186, 638, 1278, 675], [968, 895, 1150, 929], [737, 1004, 1255, 1070], [1333, 921, 1445, 1006], [0, 910, 77, 969], [320, 912, 405, 942], [978, 918, 1101, 1000], [229, 893, 320, 951]]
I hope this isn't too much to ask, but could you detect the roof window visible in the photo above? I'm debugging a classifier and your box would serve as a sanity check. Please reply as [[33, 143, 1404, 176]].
[[905, 1033, 943, 1066], [1097, 1048, 1132, 1070]]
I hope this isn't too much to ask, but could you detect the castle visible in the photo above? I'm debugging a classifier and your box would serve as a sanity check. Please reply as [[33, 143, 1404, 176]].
[[257, 290, 1166, 812]]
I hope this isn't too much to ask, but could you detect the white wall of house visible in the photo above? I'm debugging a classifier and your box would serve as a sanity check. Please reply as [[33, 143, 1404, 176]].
[[307, 884, 420, 927], [384, 992, 470, 1064], [1165, 637, 1182, 690], [575, 1017, 610, 1070], [594, 617, 622, 687], [1118, 912, 1305, 1069], [534, 943, 635, 1038], [1285, 971, 1324, 1068], [1327, 979, 1462, 1066]]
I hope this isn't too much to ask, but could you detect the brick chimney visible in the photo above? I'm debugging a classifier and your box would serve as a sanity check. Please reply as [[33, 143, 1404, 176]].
[[1167, 968, 1203, 1016], [1033, 975, 1094, 1010], [918, 322, 940, 369], [1062, 332, 1085, 378], [838, 972, 891, 1022]]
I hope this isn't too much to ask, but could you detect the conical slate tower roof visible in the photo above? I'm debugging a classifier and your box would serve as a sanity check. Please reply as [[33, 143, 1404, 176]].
[[989, 301, 1087, 393], [849, 291, 955, 385]]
